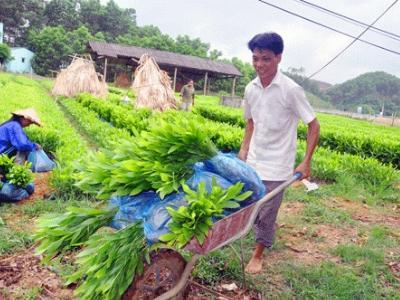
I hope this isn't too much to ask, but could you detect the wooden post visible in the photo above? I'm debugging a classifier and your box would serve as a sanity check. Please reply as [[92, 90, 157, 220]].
[[203, 72, 208, 95], [103, 57, 108, 82], [231, 76, 237, 97], [173, 67, 178, 91]]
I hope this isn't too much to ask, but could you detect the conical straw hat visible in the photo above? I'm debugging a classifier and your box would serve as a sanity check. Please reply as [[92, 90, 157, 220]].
[[12, 108, 42, 126]]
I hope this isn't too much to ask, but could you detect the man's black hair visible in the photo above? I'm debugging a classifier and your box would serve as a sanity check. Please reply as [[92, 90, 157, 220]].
[[248, 32, 284, 55]]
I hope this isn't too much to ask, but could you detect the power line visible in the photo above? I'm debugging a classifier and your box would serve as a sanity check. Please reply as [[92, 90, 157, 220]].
[[256, 0, 400, 56], [306, 0, 398, 79], [292, 0, 400, 42]]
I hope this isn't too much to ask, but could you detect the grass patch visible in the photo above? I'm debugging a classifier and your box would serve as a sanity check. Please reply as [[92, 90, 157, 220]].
[[329, 225, 400, 294], [4, 200, 67, 218], [301, 201, 353, 225], [0, 226, 33, 255], [0, 197, 100, 218], [285, 184, 334, 203], [46, 255, 78, 279], [286, 175, 400, 205], [367, 226, 399, 248], [332, 244, 384, 264], [284, 261, 399, 299], [332, 175, 400, 205], [0, 197, 100, 255], [331, 243, 393, 282], [192, 248, 243, 286]]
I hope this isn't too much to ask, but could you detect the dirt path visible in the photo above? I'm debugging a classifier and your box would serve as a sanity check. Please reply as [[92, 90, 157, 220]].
[[55, 99, 98, 151], [0, 250, 74, 300]]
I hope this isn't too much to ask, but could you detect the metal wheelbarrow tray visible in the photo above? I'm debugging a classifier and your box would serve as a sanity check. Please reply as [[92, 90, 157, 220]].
[[123, 173, 301, 300]]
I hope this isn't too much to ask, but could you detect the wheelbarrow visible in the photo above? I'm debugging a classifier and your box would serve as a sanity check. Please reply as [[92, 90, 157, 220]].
[[122, 173, 302, 299]]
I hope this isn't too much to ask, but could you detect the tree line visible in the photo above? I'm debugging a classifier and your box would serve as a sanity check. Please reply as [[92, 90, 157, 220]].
[[0, 0, 254, 95]]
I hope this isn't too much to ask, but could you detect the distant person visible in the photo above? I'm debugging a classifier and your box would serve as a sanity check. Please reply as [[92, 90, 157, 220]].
[[0, 108, 42, 165], [238, 32, 320, 274], [180, 79, 195, 111]]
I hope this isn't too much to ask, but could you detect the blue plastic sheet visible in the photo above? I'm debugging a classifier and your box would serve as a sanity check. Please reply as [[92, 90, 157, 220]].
[[0, 182, 32, 202], [109, 190, 188, 244], [25, 183, 35, 195], [109, 191, 161, 230], [143, 192, 187, 244], [28, 149, 56, 173], [186, 162, 233, 192], [204, 152, 266, 202]]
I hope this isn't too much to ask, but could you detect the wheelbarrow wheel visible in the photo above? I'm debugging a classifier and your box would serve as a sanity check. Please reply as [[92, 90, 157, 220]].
[[122, 249, 187, 300]]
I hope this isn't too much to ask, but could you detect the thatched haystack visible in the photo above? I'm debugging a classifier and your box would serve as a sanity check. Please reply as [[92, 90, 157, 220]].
[[132, 54, 177, 111], [115, 73, 131, 88], [52, 56, 108, 98]]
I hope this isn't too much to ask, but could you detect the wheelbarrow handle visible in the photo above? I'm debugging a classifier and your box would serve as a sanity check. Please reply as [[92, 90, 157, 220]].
[[293, 171, 303, 180]]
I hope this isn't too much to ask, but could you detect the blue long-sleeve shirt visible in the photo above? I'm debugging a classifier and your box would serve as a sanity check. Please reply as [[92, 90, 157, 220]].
[[0, 121, 36, 154]]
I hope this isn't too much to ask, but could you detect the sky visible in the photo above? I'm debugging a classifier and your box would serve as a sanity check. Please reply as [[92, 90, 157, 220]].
[[114, 0, 400, 84]]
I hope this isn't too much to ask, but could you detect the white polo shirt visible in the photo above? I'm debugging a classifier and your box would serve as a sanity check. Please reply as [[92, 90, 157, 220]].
[[244, 71, 316, 181]]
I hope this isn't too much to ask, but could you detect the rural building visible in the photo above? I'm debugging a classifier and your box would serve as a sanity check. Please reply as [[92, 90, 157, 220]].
[[0, 22, 34, 74], [5, 47, 35, 73], [87, 41, 242, 95]]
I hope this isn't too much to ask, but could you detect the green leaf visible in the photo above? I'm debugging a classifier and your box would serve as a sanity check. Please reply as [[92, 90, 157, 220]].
[[234, 190, 253, 201]]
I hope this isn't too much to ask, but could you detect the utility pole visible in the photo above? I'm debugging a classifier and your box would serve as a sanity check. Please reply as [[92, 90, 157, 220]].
[[392, 112, 397, 126], [0, 22, 3, 44]]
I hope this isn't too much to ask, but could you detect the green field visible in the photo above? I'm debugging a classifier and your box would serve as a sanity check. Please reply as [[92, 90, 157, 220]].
[[0, 72, 399, 299]]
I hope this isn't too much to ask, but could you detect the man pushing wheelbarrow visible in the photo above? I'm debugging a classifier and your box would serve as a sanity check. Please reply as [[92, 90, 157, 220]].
[[238, 31, 320, 274], [124, 31, 320, 300]]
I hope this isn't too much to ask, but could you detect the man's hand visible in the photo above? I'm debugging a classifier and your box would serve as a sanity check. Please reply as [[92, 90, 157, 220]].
[[296, 118, 319, 180], [294, 160, 311, 180], [238, 148, 248, 161], [238, 119, 254, 162], [35, 143, 42, 150]]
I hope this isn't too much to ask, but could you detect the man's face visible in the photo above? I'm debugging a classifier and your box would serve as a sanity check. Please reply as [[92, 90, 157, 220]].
[[252, 48, 281, 80]]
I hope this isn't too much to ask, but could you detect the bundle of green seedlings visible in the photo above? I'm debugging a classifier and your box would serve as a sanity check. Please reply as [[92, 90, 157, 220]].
[[75, 113, 218, 199], [160, 179, 252, 248], [65, 222, 148, 300], [0, 155, 33, 188], [7, 163, 33, 188], [0, 154, 14, 177], [35, 206, 118, 262]]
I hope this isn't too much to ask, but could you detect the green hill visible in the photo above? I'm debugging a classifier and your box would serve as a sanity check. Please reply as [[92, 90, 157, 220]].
[[326, 71, 400, 115], [306, 92, 335, 110], [283, 69, 335, 110]]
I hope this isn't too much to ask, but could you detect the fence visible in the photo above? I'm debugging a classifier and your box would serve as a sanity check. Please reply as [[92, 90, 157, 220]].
[[316, 108, 400, 127]]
